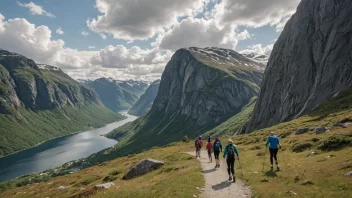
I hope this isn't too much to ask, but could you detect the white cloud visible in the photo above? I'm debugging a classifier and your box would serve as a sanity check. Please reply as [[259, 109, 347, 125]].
[[240, 44, 274, 56], [17, 1, 55, 18], [157, 17, 250, 51], [213, 0, 299, 30], [56, 27, 64, 35], [87, 0, 209, 41], [88, 46, 96, 49], [81, 31, 89, 36], [0, 14, 92, 70]]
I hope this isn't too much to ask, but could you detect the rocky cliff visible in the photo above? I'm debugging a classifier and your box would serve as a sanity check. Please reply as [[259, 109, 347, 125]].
[[81, 78, 147, 112], [128, 79, 160, 116], [103, 47, 263, 158], [0, 49, 124, 156], [246, 0, 352, 132]]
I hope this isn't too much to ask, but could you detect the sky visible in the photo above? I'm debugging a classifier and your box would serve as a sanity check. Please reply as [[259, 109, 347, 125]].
[[0, 0, 301, 81]]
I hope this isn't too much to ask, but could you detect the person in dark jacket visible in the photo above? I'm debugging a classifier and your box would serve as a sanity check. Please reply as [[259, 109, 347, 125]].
[[223, 139, 239, 182], [213, 136, 222, 168]]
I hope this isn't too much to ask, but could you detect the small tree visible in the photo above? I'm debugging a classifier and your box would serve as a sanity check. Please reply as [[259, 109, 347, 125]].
[[182, 136, 190, 143]]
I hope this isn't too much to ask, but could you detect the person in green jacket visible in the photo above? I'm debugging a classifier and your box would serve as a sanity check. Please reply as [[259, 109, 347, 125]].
[[223, 139, 239, 182]]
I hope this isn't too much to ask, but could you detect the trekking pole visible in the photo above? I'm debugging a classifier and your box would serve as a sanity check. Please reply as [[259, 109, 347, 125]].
[[262, 147, 267, 173], [238, 158, 244, 178]]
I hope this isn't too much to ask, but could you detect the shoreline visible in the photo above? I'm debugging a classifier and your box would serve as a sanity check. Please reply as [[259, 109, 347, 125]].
[[0, 114, 128, 159]]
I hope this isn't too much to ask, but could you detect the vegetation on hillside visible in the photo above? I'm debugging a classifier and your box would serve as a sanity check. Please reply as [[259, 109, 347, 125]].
[[0, 103, 125, 157]]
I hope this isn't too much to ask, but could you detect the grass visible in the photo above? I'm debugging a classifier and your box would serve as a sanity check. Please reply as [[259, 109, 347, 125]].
[[0, 143, 204, 198]]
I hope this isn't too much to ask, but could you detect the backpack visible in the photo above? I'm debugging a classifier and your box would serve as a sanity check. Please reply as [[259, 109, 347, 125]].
[[195, 139, 199, 147], [214, 141, 221, 151], [227, 145, 235, 157]]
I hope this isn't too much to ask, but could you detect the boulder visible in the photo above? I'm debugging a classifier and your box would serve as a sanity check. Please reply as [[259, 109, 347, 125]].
[[333, 123, 352, 128], [122, 159, 164, 180], [315, 127, 329, 135], [345, 171, 352, 177], [296, 128, 309, 135], [94, 182, 115, 189]]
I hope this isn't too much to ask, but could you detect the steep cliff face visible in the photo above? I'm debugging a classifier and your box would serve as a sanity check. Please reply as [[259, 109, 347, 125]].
[[153, 47, 262, 126], [0, 49, 100, 114], [0, 49, 124, 156], [82, 78, 143, 112], [128, 79, 160, 116], [104, 47, 263, 157], [247, 0, 352, 132]]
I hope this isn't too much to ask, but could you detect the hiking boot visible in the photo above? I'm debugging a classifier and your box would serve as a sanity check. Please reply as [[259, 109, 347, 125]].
[[277, 165, 280, 171], [233, 177, 236, 183], [228, 176, 232, 181], [270, 165, 273, 170]]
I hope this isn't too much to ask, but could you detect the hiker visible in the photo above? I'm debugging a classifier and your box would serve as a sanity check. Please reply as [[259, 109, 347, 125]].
[[265, 131, 282, 171], [206, 139, 213, 162], [213, 136, 222, 168], [223, 139, 239, 182], [195, 136, 203, 158]]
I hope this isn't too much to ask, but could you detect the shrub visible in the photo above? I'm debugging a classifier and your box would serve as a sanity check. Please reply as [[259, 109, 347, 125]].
[[108, 168, 121, 176], [103, 175, 117, 182], [182, 136, 191, 143], [80, 176, 97, 185], [292, 142, 313, 152], [318, 136, 352, 151]]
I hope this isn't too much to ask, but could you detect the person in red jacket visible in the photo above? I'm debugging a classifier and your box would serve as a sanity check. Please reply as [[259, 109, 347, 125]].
[[206, 139, 213, 162]]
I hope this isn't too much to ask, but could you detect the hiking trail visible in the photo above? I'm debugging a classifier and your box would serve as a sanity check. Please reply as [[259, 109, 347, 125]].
[[187, 150, 251, 198]]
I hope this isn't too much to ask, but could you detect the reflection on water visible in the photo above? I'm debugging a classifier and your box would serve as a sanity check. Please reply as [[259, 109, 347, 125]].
[[0, 112, 137, 182]]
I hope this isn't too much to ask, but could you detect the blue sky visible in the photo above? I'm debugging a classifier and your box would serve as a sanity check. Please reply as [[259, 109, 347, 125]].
[[0, 0, 300, 80]]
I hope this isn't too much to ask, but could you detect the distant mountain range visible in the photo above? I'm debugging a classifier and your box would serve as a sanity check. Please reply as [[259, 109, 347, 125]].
[[128, 79, 160, 116], [79, 78, 149, 112]]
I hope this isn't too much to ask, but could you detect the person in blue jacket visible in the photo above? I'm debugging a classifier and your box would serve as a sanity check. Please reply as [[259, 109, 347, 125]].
[[223, 139, 239, 182], [266, 131, 282, 171]]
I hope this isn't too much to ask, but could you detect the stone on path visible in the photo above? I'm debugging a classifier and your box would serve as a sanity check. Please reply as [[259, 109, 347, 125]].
[[315, 127, 329, 134], [345, 171, 352, 176], [57, 186, 66, 190], [296, 128, 309, 135]]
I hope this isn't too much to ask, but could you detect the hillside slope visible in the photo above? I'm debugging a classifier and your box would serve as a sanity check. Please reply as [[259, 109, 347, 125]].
[[247, 0, 352, 132], [0, 49, 125, 156], [128, 79, 160, 116]]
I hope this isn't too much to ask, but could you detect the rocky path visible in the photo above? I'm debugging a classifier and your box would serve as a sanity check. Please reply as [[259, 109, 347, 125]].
[[187, 151, 251, 198]]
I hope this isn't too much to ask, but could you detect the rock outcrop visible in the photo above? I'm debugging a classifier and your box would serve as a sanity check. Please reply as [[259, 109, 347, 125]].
[[122, 159, 164, 180], [128, 79, 160, 116], [247, 0, 352, 132]]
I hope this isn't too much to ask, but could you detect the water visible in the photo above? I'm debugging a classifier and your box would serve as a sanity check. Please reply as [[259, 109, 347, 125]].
[[0, 112, 138, 182]]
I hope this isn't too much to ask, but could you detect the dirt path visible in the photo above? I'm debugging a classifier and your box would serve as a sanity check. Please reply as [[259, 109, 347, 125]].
[[187, 150, 251, 198]]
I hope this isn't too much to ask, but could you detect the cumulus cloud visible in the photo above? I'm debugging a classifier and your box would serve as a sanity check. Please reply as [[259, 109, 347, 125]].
[[157, 17, 250, 51], [88, 46, 96, 49], [213, 0, 299, 29], [56, 27, 64, 35], [87, 0, 209, 41], [17, 1, 55, 18], [0, 14, 92, 70], [240, 44, 274, 56], [91, 45, 172, 69], [81, 31, 89, 36]]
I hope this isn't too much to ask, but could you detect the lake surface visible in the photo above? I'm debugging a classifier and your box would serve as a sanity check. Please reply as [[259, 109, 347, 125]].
[[0, 112, 138, 182]]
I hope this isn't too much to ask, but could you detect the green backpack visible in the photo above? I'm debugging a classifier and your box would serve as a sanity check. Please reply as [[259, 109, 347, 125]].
[[227, 145, 235, 158]]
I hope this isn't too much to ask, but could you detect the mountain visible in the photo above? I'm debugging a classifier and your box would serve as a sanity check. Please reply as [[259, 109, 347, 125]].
[[242, 53, 269, 65], [0, 49, 125, 157], [128, 79, 160, 116], [80, 78, 148, 112], [86, 47, 263, 162], [246, 0, 352, 132]]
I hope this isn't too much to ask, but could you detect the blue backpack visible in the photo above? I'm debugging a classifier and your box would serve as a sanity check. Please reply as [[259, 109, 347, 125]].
[[214, 141, 221, 151], [195, 139, 199, 146]]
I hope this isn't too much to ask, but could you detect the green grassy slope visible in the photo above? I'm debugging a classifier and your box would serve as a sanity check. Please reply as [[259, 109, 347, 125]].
[[203, 97, 257, 137], [0, 103, 125, 157]]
